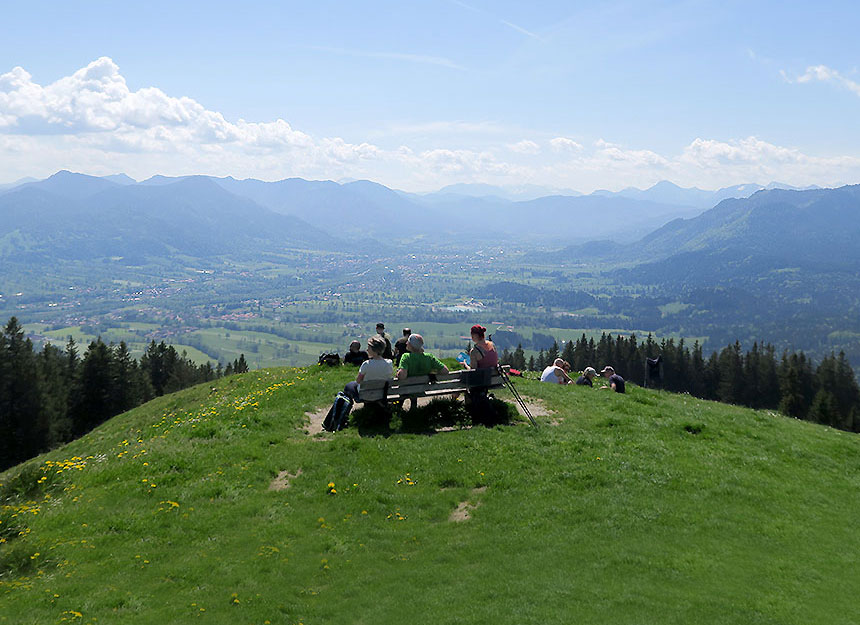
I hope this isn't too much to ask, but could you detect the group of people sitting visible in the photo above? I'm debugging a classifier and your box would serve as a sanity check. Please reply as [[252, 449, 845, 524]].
[[340, 322, 625, 402], [541, 359, 625, 393], [341, 323, 499, 403]]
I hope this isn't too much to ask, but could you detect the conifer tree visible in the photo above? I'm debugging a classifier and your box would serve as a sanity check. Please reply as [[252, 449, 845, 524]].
[[595, 333, 612, 370], [689, 341, 706, 398], [0, 317, 48, 470], [572, 333, 590, 371], [561, 340, 575, 366], [38, 342, 72, 445], [717, 342, 744, 404], [547, 340, 559, 364], [77, 339, 114, 433], [703, 351, 720, 400], [512, 344, 526, 370], [757, 344, 781, 409]]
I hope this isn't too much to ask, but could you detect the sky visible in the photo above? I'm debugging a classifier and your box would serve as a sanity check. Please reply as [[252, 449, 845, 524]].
[[1, 0, 860, 192]]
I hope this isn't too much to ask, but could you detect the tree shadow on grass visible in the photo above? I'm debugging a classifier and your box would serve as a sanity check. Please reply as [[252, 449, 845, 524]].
[[350, 397, 517, 437]]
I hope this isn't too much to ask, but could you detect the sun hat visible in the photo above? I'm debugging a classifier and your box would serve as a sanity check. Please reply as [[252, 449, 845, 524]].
[[584, 366, 597, 376], [600, 366, 614, 374]]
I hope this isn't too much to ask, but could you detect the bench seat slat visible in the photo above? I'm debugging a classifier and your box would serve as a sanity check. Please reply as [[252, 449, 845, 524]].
[[357, 368, 506, 403]]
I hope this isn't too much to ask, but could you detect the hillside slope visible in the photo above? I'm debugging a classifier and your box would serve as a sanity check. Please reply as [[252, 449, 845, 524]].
[[1, 367, 859, 624]]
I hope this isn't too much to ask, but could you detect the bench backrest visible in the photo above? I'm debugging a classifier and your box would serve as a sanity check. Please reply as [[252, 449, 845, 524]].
[[358, 367, 505, 402]]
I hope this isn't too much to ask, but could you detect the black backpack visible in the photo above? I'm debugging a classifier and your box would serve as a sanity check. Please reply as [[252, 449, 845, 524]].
[[322, 392, 353, 432], [319, 352, 341, 367]]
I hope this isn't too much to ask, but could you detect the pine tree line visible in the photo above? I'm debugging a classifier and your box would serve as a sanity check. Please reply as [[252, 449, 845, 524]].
[[0, 317, 249, 471], [498, 332, 860, 433]]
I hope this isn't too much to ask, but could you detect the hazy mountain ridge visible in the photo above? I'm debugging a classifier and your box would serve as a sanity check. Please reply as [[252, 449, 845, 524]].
[[637, 185, 860, 263], [0, 172, 336, 261], [0, 171, 844, 263]]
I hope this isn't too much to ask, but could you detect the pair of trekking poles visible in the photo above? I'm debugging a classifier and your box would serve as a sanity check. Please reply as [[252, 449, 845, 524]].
[[497, 365, 538, 427]]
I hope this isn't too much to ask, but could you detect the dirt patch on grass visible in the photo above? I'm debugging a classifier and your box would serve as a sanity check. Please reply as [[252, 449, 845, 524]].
[[449, 486, 487, 522], [269, 468, 302, 491], [516, 397, 552, 417], [450, 500, 481, 522], [305, 408, 330, 437], [511, 396, 559, 424]]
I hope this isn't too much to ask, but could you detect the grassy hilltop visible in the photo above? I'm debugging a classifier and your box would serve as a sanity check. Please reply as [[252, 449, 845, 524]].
[[1, 366, 859, 624]]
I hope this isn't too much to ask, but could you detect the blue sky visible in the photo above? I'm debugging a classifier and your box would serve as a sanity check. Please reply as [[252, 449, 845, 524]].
[[1, 0, 859, 191]]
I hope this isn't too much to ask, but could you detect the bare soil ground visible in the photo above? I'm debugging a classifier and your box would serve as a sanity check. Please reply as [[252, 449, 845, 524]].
[[449, 486, 488, 522], [268, 468, 302, 491]]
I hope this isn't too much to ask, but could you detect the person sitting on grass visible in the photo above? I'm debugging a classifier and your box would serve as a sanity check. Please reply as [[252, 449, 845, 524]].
[[600, 365, 626, 393], [466, 324, 498, 370], [343, 336, 393, 401], [541, 358, 573, 384], [575, 366, 598, 386], [343, 340, 369, 366]]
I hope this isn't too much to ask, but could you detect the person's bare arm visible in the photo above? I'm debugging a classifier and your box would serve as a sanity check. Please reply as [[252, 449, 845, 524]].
[[356, 372, 366, 384], [396, 368, 407, 380], [468, 347, 479, 370], [441, 364, 449, 375]]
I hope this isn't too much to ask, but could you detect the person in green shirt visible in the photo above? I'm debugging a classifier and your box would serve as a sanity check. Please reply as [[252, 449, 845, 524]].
[[396, 334, 449, 379]]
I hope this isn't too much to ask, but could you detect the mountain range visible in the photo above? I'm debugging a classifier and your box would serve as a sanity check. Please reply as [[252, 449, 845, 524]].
[[0, 172, 334, 262], [0, 171, 849, 267], [1, 172, 822, 251], [550, 184, 860, 293]]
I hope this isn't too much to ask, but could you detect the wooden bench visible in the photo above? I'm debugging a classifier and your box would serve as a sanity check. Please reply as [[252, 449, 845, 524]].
[[357, 366, 507, 406]]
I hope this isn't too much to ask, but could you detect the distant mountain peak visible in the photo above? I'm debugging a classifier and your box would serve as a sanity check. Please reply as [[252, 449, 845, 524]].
[[102, 173, 137, 185]]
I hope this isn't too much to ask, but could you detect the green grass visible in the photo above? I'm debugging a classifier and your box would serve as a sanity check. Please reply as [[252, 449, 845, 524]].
[[2, 367, 859, 624]]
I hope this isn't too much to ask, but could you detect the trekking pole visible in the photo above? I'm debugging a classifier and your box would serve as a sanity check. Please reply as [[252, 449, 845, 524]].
[[498, 366, 537, 427]]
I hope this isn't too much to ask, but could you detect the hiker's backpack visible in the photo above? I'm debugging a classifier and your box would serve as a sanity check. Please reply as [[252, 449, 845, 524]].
[[322, 392, 353, 432], [319, 352, 341, 367]]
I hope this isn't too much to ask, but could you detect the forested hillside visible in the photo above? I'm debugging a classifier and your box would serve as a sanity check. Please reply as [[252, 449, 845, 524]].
[[0, 318, 248, 471]]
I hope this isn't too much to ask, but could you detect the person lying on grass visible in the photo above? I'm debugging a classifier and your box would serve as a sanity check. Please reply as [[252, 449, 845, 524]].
[[343, 335, 394, 401]]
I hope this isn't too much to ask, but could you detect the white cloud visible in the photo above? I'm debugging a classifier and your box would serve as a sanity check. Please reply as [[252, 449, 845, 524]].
[[550, 137, 583, 152], [508, 139, 540, 154], [784, 64, 860, 98], [2, 58, 860, 192], [594, 139, 669, 167]]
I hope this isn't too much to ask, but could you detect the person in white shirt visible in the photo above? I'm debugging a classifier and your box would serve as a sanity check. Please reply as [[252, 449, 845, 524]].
[[541, 358, 573, 384], [343, 335, 394, 401]]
